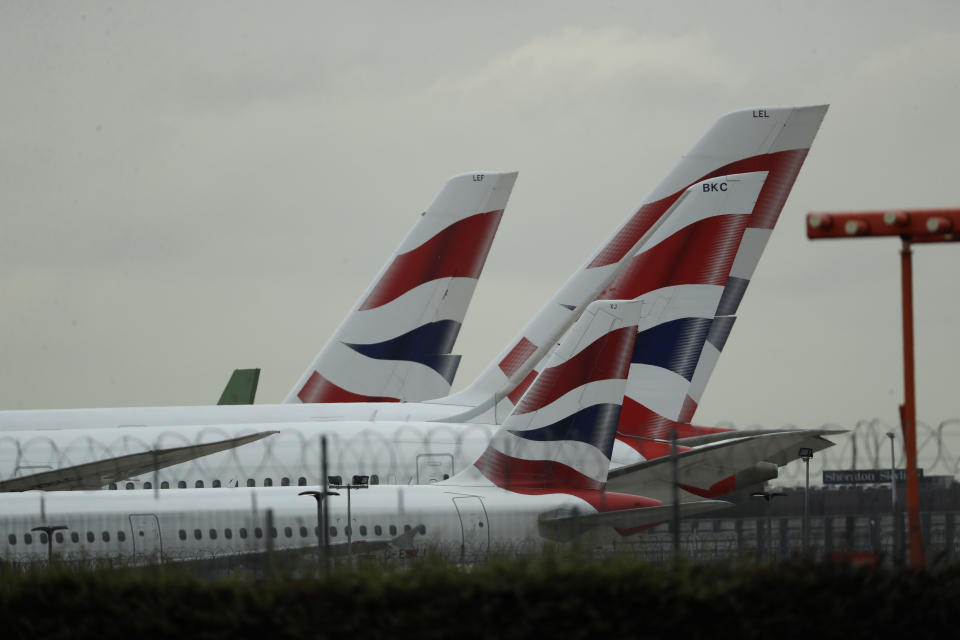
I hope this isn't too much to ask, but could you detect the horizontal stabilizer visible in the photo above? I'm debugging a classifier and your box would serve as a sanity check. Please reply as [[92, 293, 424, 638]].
[[0, 431, 278, 492], [607, 430, 840, 497], [538, 500, 730, 541]]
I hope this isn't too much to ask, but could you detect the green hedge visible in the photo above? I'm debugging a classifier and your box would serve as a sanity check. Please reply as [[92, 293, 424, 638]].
[[1, 558, 958, 639]]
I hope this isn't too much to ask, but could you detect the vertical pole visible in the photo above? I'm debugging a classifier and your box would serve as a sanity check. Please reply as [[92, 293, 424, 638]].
[[900, 238, 926, 568], [321, 436, 330, 574], [671, 426, 680, 556], [346, 487, 353, 556], [803, 458, 810, 553], [887, 432, 898, 564]]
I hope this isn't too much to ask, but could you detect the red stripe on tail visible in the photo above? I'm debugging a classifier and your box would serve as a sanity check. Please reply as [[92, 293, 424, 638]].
[[297, 372, 401, 404], [360, 209, 503, 310]]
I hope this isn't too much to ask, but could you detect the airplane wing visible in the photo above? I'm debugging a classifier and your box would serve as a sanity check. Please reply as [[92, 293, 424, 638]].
[[607, 430, 840, 497], [217, 368, 261, 405], [0, 431, 278, 492], [538, 500, 731, 541]]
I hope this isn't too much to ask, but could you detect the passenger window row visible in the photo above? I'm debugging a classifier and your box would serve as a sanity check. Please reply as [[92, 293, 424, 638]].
[[106, 475, 381, 490], [177, 525, 316, 541], [8, 530, 128, 545], [328, 523, 421, 538]]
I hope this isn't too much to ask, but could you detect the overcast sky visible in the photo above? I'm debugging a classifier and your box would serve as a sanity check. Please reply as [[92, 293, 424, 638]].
[[2, 1, 959, 439]]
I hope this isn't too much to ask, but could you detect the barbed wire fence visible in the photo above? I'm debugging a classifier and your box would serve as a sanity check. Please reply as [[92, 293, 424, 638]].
[[2, 419, 960, 573]]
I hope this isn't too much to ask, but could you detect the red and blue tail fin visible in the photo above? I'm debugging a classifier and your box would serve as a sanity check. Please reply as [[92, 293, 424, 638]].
[[436, 105, 828, 423], [458, 300, 641, 491], [285, 171, 517, 404]]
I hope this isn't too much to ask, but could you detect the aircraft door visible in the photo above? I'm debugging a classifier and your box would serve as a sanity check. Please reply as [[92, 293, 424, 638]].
[[416, 453, 454, 484], [128, 514, 163, 562], [452, 496, 489, 560]]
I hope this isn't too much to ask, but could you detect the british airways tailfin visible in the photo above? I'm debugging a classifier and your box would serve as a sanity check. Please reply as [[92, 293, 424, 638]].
[[285, 171, 517, 404], [452, 300, 641, 491], [437, 105, 828, 423]]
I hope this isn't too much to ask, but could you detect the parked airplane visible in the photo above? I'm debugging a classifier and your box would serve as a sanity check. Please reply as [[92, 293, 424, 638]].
[[0, 301, 731, 564], [0, 106, 827, 438], [0, 173, 836, 494]]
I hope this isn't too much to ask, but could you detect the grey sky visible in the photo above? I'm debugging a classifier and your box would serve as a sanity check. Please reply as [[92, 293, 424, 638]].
[[2, 1, 959, 435]]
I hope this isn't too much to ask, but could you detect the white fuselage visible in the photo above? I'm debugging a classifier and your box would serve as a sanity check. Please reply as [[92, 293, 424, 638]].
[[0, 420, 645, 490], [0, 483, 609, 564], [0, 401, 466, 431]]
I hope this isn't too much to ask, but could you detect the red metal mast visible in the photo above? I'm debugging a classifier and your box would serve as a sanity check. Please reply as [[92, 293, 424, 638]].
[[807, 207, 960, 569]]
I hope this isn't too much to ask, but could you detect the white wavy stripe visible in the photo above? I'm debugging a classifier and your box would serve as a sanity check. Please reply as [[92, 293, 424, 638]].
[[317, 342, 452, 400], [489, 430, 611, 482], [395, 172, 515, 252], [635, 172, 766, 254], [505, 378, 627, 431], [334, 277, 476, 344], [687, 341, 721, 405], [645, 107, 798, 202], [728, 227, 773, 281], [624, 364, 691, 421], [631, 284, 722, 332], [611, 439, 647, 467]]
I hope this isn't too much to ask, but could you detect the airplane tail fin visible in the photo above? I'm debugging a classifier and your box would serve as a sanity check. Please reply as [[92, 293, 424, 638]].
[[459, 300, 641, 492], [435, 105, 828, 422], [284, 171, 518, 404]]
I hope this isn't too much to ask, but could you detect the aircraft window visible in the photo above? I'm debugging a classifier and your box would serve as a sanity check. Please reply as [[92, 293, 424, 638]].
[[125, 483, 135, 490], [298, 477, 307, 486], [55, 532, 64, 543], [161, 481, 170, 489], [254, 528, 263, 539], [299, 526, 308, 538], [329, 526, 337, 538], [179, 530, 187, 541], [7, 534, 14, 545], [102, 532, 110, 542], [195, 480, 204, 488], [212, 479, 221, 488], [118, 531, 126, 542], [239, 528, 248, 539], [374, 525, 382, 536], [370, 475, 379, 485], [39, 533, 48, 544], [225, 528, 232, 540], [284, 527, 292, 538], [209, 529, 218, 540], [109, 483, 117, 490], [194, 529, 202, 540], [270, 527, 278, 538], [246, 479, 255, 487], [389, 525, 397, 536], [144, 481, 152, 490], [281, 477, 290, 487], [178, 481, 187, 489], [359, 525, 367, 537], [24, 533, 32, 545], [71, 532, 79, 543], [86, 532, 94, 543], [264, 478, 273, 487]]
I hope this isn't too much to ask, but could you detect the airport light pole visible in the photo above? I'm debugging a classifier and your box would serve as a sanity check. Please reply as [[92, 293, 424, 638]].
[[806, 207, 960, 568], [328, 475, 369, 557], [31, 525, 68, 564], [751, 490, 786, 562], [887, 431, 899, 564], [798, 448, 813, 553]]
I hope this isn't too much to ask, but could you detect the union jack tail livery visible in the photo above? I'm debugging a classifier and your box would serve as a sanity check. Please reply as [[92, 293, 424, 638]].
[[436, 106, 827, 423], [459, 300, 641, 492], [285, 171, 517, 404]]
